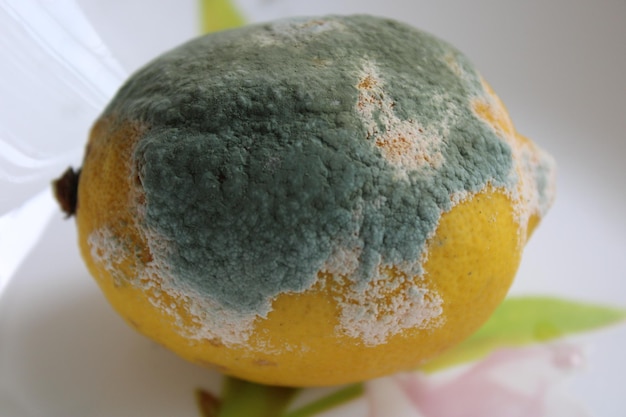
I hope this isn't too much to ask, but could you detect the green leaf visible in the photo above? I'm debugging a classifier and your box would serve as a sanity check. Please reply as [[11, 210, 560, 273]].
[[199, 0, 246, 34], [216, 377, 299, 417], [421, 296, 626, 373], [283, 384, 364, 417]]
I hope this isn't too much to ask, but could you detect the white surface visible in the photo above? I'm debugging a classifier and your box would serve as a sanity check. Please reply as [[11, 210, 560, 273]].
[[1, 0, 625, 416], [0, 202, 223, 416]]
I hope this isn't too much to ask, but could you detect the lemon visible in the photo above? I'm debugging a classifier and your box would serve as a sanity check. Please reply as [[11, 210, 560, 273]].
[[58, 15, 555, 387]]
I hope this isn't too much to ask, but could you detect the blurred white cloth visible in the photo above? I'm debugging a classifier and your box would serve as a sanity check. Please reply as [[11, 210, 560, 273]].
[[0, 0, 126, 289], [0, 0, 125, 215]]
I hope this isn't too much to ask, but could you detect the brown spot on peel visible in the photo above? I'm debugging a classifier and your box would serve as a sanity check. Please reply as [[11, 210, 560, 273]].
[[357, 74, 377, 90], [53, 167, 81, 218], [253, 359, 278, 366]]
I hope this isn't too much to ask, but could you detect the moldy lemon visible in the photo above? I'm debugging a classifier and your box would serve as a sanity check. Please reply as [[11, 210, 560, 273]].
[[54, 15, 556, 387]]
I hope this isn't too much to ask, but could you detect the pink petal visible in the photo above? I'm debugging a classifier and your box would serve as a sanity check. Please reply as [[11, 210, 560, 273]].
[[392, 344, 588, 417]]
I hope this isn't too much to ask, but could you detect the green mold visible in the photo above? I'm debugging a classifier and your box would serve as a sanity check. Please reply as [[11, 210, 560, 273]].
[[102, 15, 516, 314]]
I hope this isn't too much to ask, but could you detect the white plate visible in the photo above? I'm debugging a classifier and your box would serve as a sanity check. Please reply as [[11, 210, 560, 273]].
[[1, 1, 625, 416]]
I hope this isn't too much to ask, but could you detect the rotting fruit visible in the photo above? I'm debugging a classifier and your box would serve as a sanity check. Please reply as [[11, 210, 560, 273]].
[[54, 15, 555, 387]]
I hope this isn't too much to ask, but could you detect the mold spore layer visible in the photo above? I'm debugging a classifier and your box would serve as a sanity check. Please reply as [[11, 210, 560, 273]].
[[90, 15, 555, 347]]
